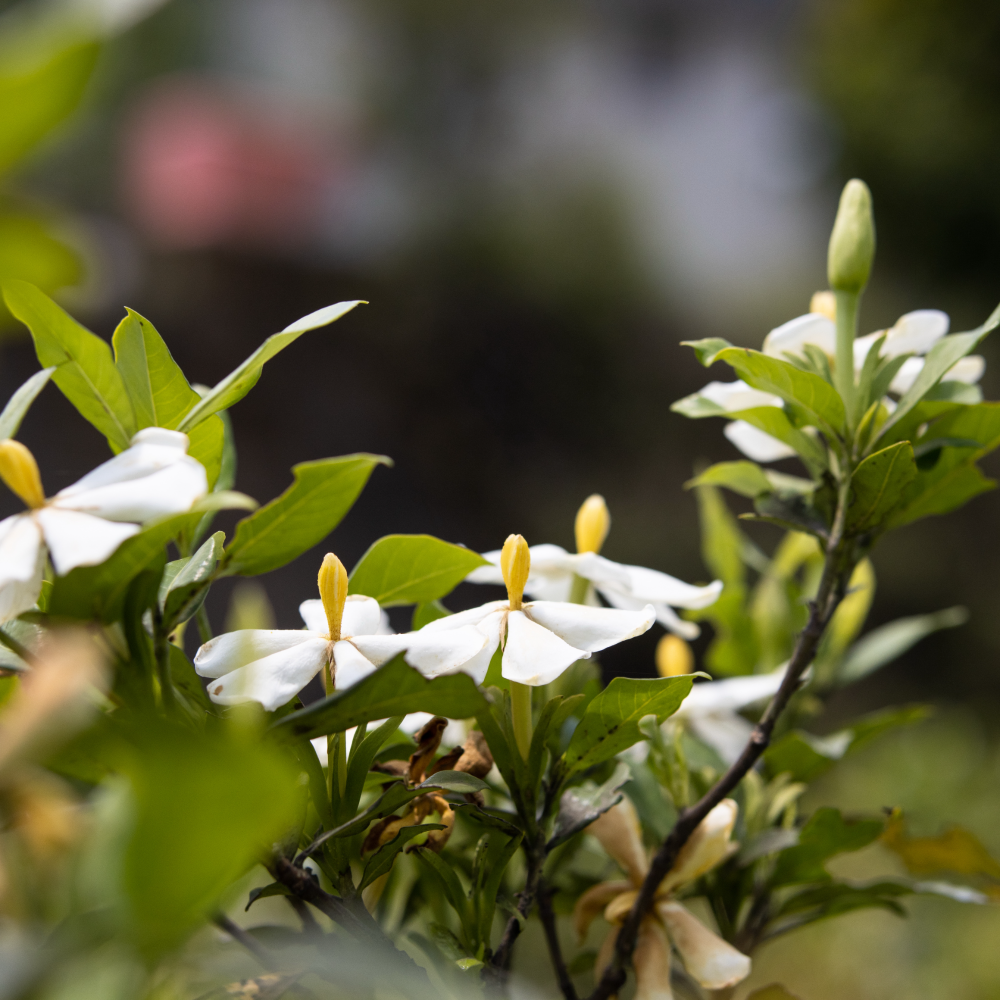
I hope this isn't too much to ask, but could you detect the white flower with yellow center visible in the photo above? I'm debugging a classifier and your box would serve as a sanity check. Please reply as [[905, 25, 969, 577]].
[[695, 294, 986, 463], [0, 428, 208, 622], [194, 553, 488, 712], [575, 798, 750, 997], [465, 496, 721, 640]]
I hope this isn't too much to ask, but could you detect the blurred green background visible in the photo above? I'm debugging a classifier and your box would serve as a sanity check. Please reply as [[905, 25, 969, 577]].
[[0, 0, 998, 995]]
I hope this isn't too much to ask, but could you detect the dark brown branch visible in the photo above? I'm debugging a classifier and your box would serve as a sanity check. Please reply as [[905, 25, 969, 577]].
[[286, 895, 323, 937], [213, 913, 275, 969], [538, 881, 578, 1000], [586, 496, 855, 1000]]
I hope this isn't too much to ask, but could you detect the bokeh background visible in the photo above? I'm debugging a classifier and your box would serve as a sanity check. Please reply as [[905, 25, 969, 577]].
[[0, 0, 998, 995]]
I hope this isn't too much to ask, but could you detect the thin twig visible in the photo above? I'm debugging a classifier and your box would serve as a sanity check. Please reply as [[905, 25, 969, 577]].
[[585, 489, 855, 1000], [213, 913, 275, 969], [286, 895, 323, 937], [538, 880, 578, 1000]]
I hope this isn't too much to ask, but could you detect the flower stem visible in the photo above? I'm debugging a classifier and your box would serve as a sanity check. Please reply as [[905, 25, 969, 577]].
[[568, 573, 590, 605], [834, 289, 859, 428], [510, 681, 532, 760]]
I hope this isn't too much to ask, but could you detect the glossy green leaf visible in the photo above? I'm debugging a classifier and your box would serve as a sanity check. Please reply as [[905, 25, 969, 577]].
[[223, 454, 389, 576], [245, 882, 291, 911], [121, 721, 299, 957], [413, 847, 471, 925], [4, 280, 135, 450], [838, 607, 968, 686], [549, 760, 630, 848], [271, 653, 487, 741], [177, 301, 365, 432], [714, 348, 846, 434], [160, 531, 224, 626], [561, 676, 695, 776], [417, 770, 487, 793], [846, 442, 916, 534], [473, 827, 522, 949], [776, 881, 909, 922], [0, 366, 54, 440], [746, 494, 830, 539], [687, 461, 814, 499], [680, 337, 734, 366], [771, 808, 884, 887], [344, 717, 404, 818], [349, 534, 487, 606], [360, 824, 445, 891]]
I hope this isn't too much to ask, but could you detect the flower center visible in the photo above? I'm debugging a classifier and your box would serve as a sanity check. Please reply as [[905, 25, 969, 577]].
[[500, 533, 530, 611], [317, 552, 349, 641], [0, 440, 45, 509], [574, 493, 610, 554]]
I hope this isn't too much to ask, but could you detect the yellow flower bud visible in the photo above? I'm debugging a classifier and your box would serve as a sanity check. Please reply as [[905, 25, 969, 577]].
[[317, 552, 349, 641], [500, 533, 531, 611], [656, 634, 693, 677], [827, 179, 876, 294], [575, 494, 610, 554], [810, 290, 837, 321], [0, 439, 44, 509]]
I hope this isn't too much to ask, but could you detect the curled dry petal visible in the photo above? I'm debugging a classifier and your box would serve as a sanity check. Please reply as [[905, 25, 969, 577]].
[[453, 729, 494, 779], [408, 715, 448, 784], [573, 880, 633, 942], [586, 798, 649, 886], [427, 744, 464, 775], [656, 900, 751, 989], [604, 888, 639, 926], [634, 917, 674, 1000], [659, 798, 738, 895]]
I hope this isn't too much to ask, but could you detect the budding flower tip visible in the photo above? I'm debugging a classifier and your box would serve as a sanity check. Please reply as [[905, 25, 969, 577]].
[[828, 178, 876, 294], [575, 494, 610, 554], [0, 439, 45, 509], [317, 552, 349, 640], [656, 634, 693, 677], [500, 533, 531, 611]]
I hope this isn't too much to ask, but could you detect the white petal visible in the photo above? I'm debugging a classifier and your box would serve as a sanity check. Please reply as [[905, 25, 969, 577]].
[[676, 670, 785, 716], [55, 428, 192, 494], [598, 587, 702, 640], [888, 356, 924, 395], [0, 515, 45, 622], [332, 639, 378, 689], [723, 421, 796, 463], [194, 630, 319, 678], [660, 799, 738, 894], [36, 508, 139, 575], [883, 309, 949, 357], [947, 355, 985, 384], [299, 599, 329, 634], [697, 380, 782, 412], [617, 566, 722, 610], [570, 552, 631, 588], [634, 918, 674, 1000], [762, 313, 836, 359], [656, 901, 750, 989], [341, 595, 383, 637], [525, 601, 654, 653], [205, 637, 331, 711], [52, 460, 207, 523], [501, 610, 589, 686], [416, 600, 507, 633], [464, 549, 504, 585], [586, 798, 649, 885], [353, 624, 489, 682], [310, 735, 329, 767]]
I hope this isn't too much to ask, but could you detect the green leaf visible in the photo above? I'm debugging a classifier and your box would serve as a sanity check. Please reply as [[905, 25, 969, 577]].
[[271, 653, 488, 741], [349, 534, 488, 606], [176, 301, 365, 432], [360, 824, 446, 891], [418, 770, 487, 793], [413, 848, 471, 925], [879, 301, 1000, 438], [745, 494, 829, 539], [846, 442, 917, 534], [223, 454, 388, 576], [549, 760, 630, 848], [4, 280, 135, 450], [121, 720, 299, 957], [0, 367, 54, 439], [687, 461, 814, 499], [169, 644, 213, 715], [47, 512, 197, 622], [680, 337, 734, 366], [883, 810, 1000, 879], [344, 717, 404, 818], [245, 881, 292, 910], [776, 881, 909, 922], [473, 827, 522, 948], [771, 808, 884, 887], [714, 348, 846, 435], [302, 781, 432, 850], [838, 607, 968, 686], [0, 41, 100, 175], [765, 705, 931, 783], [160, 531, 224, 627], [561, 676, 695, 776]]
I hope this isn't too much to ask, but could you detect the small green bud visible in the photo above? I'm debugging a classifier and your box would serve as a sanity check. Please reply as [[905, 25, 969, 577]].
[[827, 179, 876, 293]]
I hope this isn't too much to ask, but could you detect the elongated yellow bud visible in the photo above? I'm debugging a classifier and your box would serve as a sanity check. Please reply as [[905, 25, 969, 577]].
[[810, 290, 836, 321], [656, 634, 693, 677], [317, 552, 349, 640], [575, 494, 610, 554], [0, 440, 44, 509], [500, 534, 531, 611], [827, 179, 875, 294]]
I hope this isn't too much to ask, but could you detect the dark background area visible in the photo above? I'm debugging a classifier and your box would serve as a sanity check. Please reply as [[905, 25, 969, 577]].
[[2, 0, 999, 719]]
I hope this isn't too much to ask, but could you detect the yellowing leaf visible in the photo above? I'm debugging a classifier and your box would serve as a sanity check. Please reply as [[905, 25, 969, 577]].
[[882, 809, 1000, 880]]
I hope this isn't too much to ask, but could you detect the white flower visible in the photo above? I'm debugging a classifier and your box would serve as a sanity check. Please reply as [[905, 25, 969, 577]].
[[195, 553, 487, 712], [0, 428, 208, 622], [575, 798, 750, 995], [695, 305, 986, 464], [429, 534, 656, 687], [466, 543, 720, 641]]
